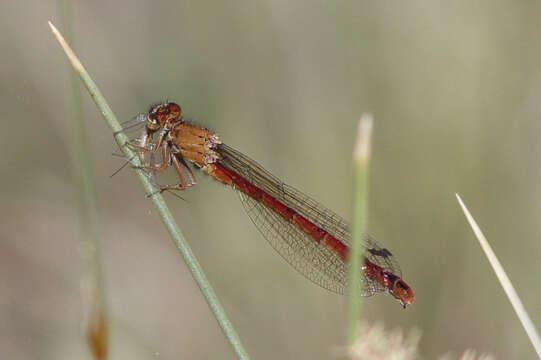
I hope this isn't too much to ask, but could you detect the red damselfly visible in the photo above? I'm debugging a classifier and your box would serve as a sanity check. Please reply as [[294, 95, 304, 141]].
[[122, 102, 414, 307]]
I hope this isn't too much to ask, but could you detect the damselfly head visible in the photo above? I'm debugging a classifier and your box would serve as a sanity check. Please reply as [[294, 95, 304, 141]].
[[147, 102, 182, 132]]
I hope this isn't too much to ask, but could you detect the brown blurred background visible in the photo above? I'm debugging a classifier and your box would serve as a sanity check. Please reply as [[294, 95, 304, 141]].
[[2, 1, 541, 359]]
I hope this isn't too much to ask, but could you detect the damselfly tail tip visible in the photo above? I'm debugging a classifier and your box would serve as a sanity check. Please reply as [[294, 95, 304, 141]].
[[392, 280, 415, 309]]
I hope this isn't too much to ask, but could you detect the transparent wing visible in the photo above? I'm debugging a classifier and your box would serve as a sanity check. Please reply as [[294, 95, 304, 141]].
[[238, 190, 382, 296], [219, 143, 402, 293]]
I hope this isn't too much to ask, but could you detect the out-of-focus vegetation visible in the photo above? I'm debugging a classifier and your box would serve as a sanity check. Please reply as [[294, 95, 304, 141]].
[[2, 1, 541, 359]]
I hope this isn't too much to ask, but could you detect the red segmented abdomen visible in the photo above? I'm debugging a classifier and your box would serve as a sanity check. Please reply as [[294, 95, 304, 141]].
[[203, 162, 415, 306], [204, 163, 349, 260], [363, 258, 414, 306]]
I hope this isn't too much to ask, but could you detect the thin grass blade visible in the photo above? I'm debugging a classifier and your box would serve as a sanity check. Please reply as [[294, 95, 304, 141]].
[[347, 114, 373, 345], [49, 21, 250, 360], [456, 193, 541, 359]]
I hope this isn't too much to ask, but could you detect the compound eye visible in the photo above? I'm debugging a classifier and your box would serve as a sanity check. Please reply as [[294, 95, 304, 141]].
[[146, 115, 161, 131], [169, 103, 182, 115], [164, 103, 181, 121]]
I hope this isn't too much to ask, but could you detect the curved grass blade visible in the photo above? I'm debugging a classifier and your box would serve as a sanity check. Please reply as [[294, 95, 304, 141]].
[[456, 193, 541, 359], [49, 21, 250, 360]]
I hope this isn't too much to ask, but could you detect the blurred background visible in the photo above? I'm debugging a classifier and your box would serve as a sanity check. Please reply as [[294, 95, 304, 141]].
[[2, 1, 541, 359]]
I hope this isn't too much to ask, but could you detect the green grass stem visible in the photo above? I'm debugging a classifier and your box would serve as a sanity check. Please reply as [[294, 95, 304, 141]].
[[347, 114, 373, 345], [49, 21, 251, 360], [57, 3, 109, 358]]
